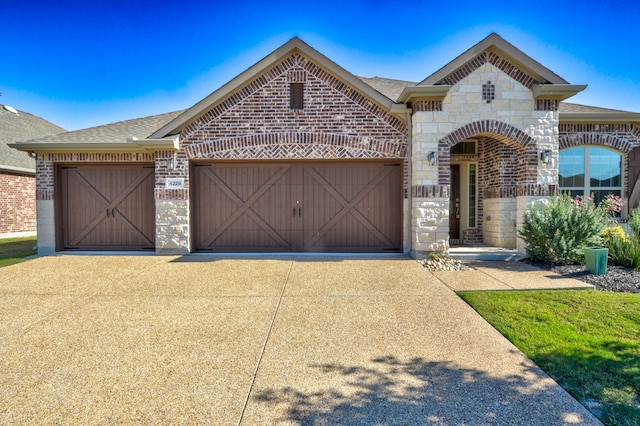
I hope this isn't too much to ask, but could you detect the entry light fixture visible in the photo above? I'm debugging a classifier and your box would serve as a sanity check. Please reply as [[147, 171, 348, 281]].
[[429, 151, 437, 166], [540, 150, 551, 164], [167, 157, 175, 170]]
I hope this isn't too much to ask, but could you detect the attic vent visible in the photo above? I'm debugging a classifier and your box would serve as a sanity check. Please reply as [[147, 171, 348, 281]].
[[482, 81, 495, 103], [3, 105, 18, 114], [290, 83, 304, 110]]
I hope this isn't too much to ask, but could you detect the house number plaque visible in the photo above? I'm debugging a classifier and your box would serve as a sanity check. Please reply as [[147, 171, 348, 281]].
[[165, 178, 185, 189]]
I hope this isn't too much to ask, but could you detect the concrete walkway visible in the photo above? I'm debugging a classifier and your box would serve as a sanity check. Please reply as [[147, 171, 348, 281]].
[[435, 260, 594, 292], [0, 255, 600, 425]]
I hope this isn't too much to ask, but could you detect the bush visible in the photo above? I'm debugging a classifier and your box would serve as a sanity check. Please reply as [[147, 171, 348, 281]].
[[629, 210, 640, 238], [601, 224, 627, 245], [606, 233, 640, 269], [519, 194, 607, 264], [604, 210, 640, 269]]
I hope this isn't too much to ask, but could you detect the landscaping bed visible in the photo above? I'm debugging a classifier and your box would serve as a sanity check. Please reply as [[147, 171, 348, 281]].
[[522, 259, 640, 294]]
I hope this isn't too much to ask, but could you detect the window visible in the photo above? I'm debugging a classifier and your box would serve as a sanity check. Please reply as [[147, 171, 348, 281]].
[[451, 141, 477, 155], [468, 163, 477, 227], [290, 83, 304, 110], [559, 146, 622, 204]]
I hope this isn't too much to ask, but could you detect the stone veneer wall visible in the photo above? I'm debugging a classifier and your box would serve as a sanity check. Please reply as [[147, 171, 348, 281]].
[[411, 58, 559, 255], [483, 198, 517, 247], [0, 172, 36, 233]]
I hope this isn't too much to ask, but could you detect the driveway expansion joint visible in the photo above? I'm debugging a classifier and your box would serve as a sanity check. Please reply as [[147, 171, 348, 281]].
[[237, 259, 293, 425]]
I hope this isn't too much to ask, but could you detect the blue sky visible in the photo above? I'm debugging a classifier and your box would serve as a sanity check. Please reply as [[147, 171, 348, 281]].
[[2, 0, 639, 131]]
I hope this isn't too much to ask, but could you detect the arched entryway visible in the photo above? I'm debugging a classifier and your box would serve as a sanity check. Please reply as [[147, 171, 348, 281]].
[[438, 120, 539, 248]]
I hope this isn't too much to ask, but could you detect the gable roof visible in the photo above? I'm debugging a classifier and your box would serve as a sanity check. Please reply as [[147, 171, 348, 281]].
[[420, 33, 569, 86], [150, 37, 402, 139], [0, 105, 66, 173], [10, 110, 184, 153]]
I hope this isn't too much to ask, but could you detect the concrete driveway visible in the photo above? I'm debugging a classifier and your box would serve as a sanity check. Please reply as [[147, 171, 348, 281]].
[[0, 255, 599, 425]]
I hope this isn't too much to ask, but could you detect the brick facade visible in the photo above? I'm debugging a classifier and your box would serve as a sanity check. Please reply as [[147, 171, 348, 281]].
[[0, 172, 36, 233], [24, 36, 640, 257], [181, 53, 407, 161]]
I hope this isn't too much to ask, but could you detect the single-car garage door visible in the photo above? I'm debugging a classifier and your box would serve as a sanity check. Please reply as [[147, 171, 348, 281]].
[[57, 164, 155, 251], [193, 162, 402, 252]]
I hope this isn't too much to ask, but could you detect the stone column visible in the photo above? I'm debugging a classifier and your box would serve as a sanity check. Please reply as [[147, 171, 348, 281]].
[[155, 152, 190, 255]]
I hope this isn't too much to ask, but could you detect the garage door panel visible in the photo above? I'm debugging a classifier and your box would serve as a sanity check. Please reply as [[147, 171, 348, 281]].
[[58, 165, 155, 251], [194, 164, 295, 251], [302, 164, 401, 252], [193, 162, 401, 253]]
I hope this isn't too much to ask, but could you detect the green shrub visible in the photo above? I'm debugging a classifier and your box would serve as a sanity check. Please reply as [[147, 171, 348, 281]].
[[519, 194, 607, 264], [606, 233, 640, 269], [629, 210, 640, 238]]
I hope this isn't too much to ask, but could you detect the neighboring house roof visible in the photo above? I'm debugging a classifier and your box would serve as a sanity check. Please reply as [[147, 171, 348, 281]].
[[0, 104, 65, 173], [10, 110, 184, 153]]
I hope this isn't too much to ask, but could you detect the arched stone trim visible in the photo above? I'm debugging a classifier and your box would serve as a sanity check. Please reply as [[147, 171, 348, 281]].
[[559, 133, 632, 153], [437, 121, 537, 185], [439, 120, 536, 149], [185, 133, 408, 160]]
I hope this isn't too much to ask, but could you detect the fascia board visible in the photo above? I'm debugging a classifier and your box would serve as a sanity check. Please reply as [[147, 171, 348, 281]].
[[0, 165, 35, 174], [398, 85, 451, 103], [8, 137, 179, 154], [532, 84, 587, 101], [559, 112, 640, 123]]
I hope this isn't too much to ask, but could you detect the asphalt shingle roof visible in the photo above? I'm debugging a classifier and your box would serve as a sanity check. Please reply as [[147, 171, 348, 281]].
[[0, 105, 66, 171], [358, 76, 416, 102], [558, 102, 630, 113], [17, 110, 185, 145]]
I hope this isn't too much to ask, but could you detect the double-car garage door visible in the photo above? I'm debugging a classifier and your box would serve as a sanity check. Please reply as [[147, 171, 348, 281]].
[[57, 162, 402, 253]]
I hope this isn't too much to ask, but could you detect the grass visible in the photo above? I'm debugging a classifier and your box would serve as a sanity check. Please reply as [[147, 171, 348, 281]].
[[0, 236, 37, 268], [459, 290, 640, 426]]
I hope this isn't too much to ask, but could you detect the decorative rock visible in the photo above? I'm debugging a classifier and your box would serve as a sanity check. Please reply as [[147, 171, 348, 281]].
[[419, 254, 474, 271]]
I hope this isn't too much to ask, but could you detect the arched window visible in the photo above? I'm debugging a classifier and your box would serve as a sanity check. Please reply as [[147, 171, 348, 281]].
[[559, 146, 622, 204]]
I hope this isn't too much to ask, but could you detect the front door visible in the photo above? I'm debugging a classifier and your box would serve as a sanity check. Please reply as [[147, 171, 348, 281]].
[[450, 164, 460, 240]]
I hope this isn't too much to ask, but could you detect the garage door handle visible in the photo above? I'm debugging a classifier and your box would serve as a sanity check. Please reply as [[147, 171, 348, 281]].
[[293, 208, 296, 217], [106, 208, 110, 218]]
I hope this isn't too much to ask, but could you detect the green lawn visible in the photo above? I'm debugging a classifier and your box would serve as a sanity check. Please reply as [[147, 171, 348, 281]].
[[459, 290, 640, 426], [0, 236, 37, 268]]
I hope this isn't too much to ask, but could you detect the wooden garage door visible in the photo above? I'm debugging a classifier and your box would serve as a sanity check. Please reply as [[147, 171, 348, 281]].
[[57, 164, 155, 251], [193, 162, 402, 252]]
